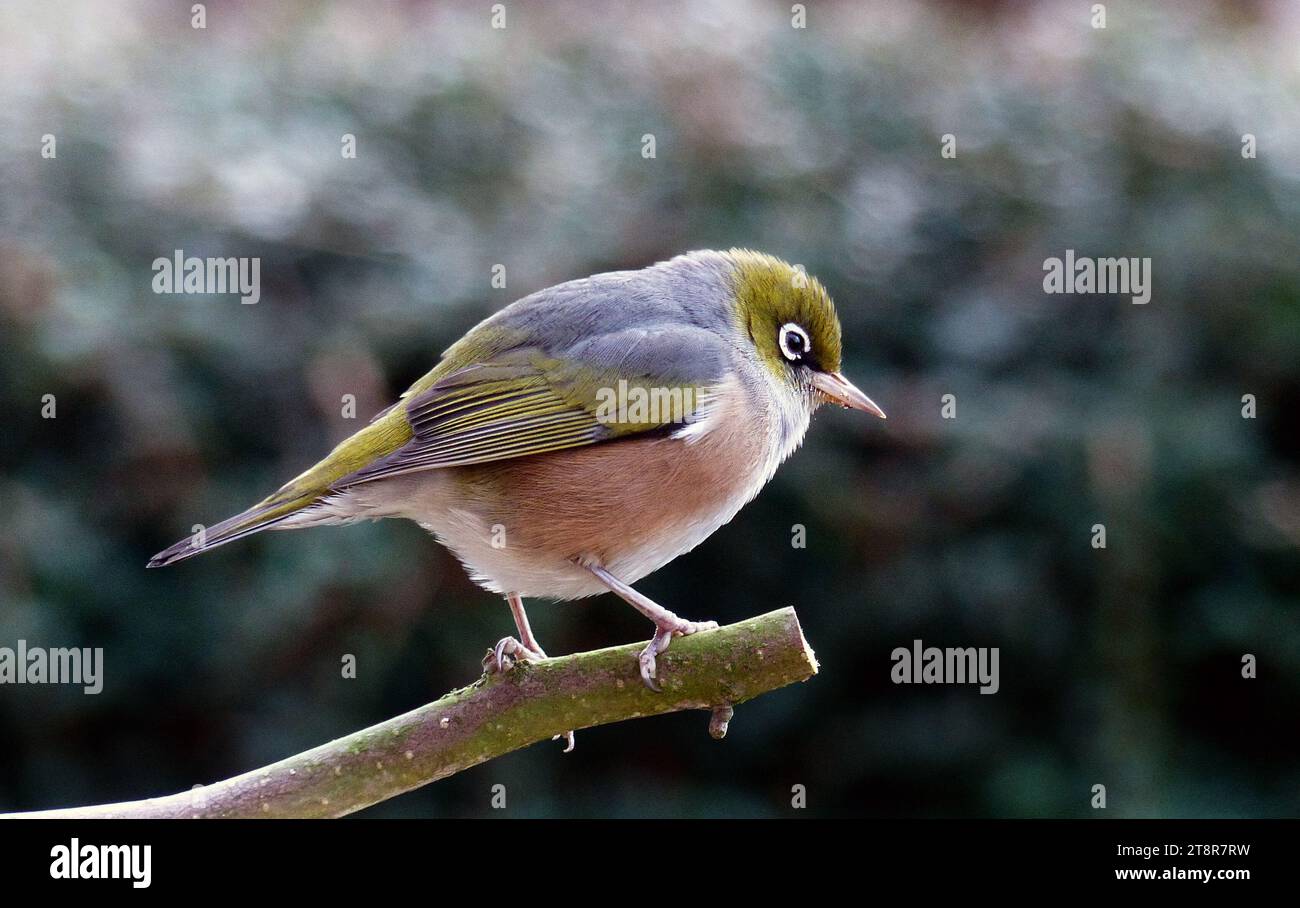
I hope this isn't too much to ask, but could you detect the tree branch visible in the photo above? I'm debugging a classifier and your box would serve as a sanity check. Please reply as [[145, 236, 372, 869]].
[[4, 607, 817, 818]]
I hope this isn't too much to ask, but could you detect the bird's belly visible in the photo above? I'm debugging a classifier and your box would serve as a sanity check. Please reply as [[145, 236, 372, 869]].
[[381, 422, 777, 599]]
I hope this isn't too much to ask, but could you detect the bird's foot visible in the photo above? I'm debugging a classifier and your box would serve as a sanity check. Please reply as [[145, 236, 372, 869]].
[[481, 637, 576, 751], [570, 561, 718, 693], [638, 616, 718, 692], [482, 636, 546, 674]]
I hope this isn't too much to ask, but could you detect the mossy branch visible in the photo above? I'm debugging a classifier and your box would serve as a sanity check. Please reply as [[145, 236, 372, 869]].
[[4, 608, 817, 819]]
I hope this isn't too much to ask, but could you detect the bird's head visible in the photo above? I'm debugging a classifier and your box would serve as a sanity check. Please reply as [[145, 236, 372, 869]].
[[726, 249, 885, 419]]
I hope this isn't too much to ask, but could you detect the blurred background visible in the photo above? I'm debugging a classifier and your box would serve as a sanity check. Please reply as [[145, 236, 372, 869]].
[[1, 0, 1297, 818]]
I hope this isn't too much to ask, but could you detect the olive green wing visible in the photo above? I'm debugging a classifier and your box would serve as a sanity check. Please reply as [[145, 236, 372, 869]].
[[335, 327, 728, 486], [339, 359, 606, 482]]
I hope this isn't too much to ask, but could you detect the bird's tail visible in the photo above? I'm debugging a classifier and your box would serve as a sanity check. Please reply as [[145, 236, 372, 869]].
[[145, 489, 321, 568], [147, 402, 416, 568]]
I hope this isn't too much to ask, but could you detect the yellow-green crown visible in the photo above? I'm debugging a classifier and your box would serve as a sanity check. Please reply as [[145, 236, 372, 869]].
[[727, 249, 842, 376]]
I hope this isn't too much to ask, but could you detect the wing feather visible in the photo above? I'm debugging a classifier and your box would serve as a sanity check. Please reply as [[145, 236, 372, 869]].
[[335, 326, 733, 488], [337, 366, 608, 484]]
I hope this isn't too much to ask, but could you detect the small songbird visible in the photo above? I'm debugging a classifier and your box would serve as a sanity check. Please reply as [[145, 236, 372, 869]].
[[149, 249, 884, 695]]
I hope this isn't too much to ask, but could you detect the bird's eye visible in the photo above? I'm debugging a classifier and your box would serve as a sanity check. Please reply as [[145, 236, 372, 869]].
[[778, 323, 810, 362]]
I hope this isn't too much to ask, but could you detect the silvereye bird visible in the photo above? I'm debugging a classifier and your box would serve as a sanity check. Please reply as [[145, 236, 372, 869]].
[[149, 249, 884, 695]]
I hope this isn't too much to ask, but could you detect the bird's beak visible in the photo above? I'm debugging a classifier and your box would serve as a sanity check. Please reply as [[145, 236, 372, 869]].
[[811, 371, 886, 419]]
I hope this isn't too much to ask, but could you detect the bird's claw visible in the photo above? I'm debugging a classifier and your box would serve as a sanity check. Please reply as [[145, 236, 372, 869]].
[[482, 636, 546, 674], [638, 618, 718, 691], [482, 638, 576, 751], [638, 633, 668, 692]]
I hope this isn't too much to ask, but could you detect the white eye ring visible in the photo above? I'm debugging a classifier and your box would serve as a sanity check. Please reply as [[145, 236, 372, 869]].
[[778, 322, 810, 362]]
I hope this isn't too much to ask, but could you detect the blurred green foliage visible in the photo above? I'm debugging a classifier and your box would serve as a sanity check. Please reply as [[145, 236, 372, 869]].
[[0, 0, 1297, 817]]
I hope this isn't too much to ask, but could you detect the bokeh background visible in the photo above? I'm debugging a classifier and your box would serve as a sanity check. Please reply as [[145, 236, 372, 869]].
[[1, 0, 1297, 817]]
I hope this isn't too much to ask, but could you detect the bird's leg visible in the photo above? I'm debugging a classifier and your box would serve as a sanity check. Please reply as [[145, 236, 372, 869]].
[[483, 592, 575, 753], [484, 592, 547, 670], [507, 590, 547, 659], [580, 563, 718, 692]]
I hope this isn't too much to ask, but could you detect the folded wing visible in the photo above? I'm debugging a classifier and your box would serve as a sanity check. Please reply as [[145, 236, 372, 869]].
[[334, 325, 732, 487]]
